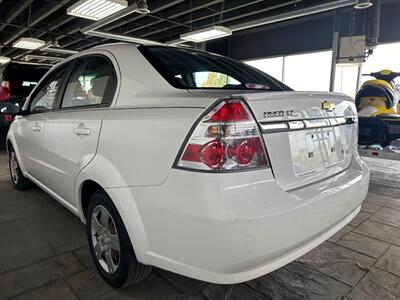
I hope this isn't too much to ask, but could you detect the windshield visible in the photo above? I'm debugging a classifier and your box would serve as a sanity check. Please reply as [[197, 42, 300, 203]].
[[139, 46, 290, 91]]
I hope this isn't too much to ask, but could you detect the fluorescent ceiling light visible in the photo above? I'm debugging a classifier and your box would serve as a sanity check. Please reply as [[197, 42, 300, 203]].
[[67, 0, 128, 20], [12, 37, 46, 50], [180, 26, 232, 43], [0, 56, 11, 64]]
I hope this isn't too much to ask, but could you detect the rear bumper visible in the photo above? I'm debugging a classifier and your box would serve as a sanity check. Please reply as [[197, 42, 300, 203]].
[[106, 154, 369, 284]]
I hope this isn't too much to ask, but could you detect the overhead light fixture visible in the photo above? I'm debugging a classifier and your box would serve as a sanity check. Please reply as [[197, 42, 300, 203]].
[[67, 0, 128, 20], [136, 0, 150, 14], [180, 26, 232, 43], [354, 0, 373, 9], [0, 56, 11, 64], [12, 37, 46, 50]]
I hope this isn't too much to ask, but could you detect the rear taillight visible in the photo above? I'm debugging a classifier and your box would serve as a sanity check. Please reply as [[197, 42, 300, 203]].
[[176, 99, 270, 171], [4, 115, 13, 123], [0, 81, 10, 101]]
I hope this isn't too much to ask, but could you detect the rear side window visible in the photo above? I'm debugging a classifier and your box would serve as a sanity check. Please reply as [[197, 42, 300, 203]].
[[61, 56, 116, 109], [139, 46, 289, 91], [29, 67, 66, 113]]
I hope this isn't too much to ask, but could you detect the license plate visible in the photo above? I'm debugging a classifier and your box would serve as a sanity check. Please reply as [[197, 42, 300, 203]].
[[289, 126, 351, 175]]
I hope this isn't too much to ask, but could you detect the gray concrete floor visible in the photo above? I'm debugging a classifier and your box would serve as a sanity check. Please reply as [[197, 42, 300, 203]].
[[1, 151, 400, 299]]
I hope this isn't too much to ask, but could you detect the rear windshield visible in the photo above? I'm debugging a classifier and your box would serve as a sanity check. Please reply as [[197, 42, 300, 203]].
[[139, 46, 289, 91]]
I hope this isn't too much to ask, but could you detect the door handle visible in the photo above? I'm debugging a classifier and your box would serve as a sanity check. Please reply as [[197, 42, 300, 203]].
[[32, 123, 41, 132], [74, 126, 91, 136]]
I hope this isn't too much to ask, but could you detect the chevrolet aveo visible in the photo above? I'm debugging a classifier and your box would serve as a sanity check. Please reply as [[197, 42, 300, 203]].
[[2, 43, 369, 288]]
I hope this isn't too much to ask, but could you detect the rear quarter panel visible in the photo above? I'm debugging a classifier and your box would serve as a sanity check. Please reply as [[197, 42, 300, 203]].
[[79, 107, 204, 188]]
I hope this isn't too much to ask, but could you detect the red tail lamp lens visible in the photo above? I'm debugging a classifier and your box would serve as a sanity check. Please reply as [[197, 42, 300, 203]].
[[4, 115, 13, 123], [0, 81, 10, 101], [236, 139, 255, 165], [201, 140, 224, 169], [209, 101, 250, 122], [177, 99, 270, 171], [181, 144, 202, 162]]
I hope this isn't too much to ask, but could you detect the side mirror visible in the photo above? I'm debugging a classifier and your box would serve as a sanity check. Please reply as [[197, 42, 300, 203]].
[[0, 101, 24, 116]]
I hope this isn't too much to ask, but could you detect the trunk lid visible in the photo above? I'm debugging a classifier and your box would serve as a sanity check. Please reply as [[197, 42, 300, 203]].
[[239, 91, 358, 190]]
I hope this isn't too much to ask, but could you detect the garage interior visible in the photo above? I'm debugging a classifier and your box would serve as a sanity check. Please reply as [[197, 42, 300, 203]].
[[1, 0, 400, 299]]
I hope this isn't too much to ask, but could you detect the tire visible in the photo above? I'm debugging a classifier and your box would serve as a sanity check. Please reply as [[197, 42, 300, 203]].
[[8, 146, 33, 190], [86, 191, 152, 288]]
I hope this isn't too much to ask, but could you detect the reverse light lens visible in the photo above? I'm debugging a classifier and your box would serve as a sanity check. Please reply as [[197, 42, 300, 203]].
[[177, 99, 269, 171]]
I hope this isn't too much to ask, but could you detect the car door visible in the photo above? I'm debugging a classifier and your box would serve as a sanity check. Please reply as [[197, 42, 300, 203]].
[[13, 66, 67, 182], [42, 54, 117, 206]]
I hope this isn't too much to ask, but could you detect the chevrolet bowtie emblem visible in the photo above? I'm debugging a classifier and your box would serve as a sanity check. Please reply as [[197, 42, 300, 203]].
[[322, 101, 335, 112]]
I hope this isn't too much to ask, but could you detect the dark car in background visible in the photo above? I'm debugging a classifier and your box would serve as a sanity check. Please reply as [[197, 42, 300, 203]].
[[0, 62, 50, 149]]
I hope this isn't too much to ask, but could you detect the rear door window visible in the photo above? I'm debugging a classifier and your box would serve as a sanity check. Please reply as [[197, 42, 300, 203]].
[[61, 55, 116, 109]]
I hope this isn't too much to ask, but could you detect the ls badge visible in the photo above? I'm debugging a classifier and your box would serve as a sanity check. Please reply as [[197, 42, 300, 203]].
[[322, 101, 335, 112]]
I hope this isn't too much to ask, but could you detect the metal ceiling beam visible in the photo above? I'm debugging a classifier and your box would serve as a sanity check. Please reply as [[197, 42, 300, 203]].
[[69, 0, 301, 50], [230, 0, 358, 31], [57, 0, 184, 47], [104, 0, 185, 31], [0, 0, 34, 32], [80, 2, 163, 45], [137, 0, 299, 39], [73, 0, 223, 48], [146, 0, 357, 43], [2, 0, 72, 45], [35, 15, 76, 39], [122, 0, 224, 35]]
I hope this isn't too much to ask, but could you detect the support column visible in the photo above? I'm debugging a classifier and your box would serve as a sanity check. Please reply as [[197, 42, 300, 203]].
[[329, 31, 339, 92]]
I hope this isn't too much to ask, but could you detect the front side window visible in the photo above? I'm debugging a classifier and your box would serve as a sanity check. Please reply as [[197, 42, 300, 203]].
[[30, 68, 65, 113], [61, 56, 115, 109], [139, 46, 289, 91]]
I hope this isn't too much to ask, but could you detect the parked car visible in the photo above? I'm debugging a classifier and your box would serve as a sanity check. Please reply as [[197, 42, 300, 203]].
[[0, 62, 50, 149], [1, 44, 370, 288]]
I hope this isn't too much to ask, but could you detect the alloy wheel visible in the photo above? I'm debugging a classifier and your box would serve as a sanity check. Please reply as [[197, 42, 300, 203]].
[[9, 152, 19, 184], [91, 205, 121, 274]]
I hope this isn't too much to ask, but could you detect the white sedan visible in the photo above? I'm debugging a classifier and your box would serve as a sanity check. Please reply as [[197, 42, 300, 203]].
[[1, 43, 369, 288]]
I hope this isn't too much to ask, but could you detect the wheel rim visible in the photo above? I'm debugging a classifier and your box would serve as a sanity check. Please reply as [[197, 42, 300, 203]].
[[9, 152, 19, 184], [91, 205, 121, 274]]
